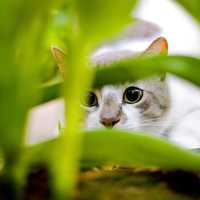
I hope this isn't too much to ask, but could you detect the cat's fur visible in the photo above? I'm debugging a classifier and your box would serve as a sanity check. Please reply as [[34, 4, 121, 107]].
[[28, 37, 200, 148]]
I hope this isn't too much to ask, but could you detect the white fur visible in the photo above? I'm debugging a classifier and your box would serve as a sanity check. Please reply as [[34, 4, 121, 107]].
[[167, 75, 200, 148]]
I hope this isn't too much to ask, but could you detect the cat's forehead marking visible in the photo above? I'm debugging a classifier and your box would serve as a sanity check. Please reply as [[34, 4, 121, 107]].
[[100, 85, 122, 104]]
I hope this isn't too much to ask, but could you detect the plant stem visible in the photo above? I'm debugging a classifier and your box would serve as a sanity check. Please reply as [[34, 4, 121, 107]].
[[52, 35, 94, 199]]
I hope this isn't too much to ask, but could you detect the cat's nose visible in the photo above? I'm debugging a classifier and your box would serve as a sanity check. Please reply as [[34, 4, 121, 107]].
[[100, 117, 120, 128]]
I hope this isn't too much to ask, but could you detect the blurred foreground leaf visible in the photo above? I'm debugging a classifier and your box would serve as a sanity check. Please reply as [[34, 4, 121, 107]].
[[24, 130, 200, 170], [37, 55, 200, 105], [93, 55, 200, 88], [81, 130, 200, 169], [0, 0, 64, 198], [38, 80, 62, 105], [0, 0, 63, 155]]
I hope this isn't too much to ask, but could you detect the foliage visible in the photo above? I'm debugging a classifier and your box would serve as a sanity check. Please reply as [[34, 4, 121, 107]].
[[37, 55, 200, 105], [0, 0, 200, 199]]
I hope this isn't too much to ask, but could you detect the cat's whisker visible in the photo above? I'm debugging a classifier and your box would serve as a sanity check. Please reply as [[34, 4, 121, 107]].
[[140, 122, 170, 126], [140, 119, 170, 124]]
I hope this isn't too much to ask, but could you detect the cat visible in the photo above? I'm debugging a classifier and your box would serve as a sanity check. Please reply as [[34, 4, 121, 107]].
[[31, 37, 200, 148]]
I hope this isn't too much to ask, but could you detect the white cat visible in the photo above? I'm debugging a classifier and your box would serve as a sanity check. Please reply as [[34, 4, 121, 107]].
[[27, 37, 200, 148]]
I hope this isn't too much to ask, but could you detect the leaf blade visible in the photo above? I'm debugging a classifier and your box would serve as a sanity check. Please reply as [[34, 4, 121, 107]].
[[81, 130, 200, 169], [37, 55, 200, 105]]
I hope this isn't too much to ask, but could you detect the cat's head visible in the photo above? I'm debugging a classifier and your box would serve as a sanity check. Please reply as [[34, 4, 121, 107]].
[[51, 37, 170, 135]]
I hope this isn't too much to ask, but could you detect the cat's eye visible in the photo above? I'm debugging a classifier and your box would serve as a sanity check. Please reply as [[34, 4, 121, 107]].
[[123, 86, 143, 104], [82, 92, 98, 107]]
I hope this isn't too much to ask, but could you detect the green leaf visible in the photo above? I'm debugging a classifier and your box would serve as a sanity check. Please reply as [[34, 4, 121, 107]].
[[75, 0, 137, 46], [174, 0, 200, 23], [35, 80, 62, 106], [0, 0, 65, 198], [93, 55, 200, 88], [24, 130, 200, 170], [37, 55, 200, 105], [81, 130, 200, 169], [0, 0, 62, 153]]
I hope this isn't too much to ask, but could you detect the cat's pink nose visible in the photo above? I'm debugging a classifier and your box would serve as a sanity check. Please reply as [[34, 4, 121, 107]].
[[100, 117, 120, 128]]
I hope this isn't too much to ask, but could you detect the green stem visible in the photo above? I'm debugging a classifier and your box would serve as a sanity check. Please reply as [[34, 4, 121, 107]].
[[52, 37, 94, 199]]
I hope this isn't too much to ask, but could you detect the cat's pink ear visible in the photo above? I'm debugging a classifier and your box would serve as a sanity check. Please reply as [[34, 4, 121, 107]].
[[51, 45, 66, 76], [143, 37, 168, 55]]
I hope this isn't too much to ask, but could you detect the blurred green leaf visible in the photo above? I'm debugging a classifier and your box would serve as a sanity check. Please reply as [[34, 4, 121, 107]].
[[75, 0, 137, 46], [0, 0, 58, 153], [174, 0, 200, 23], [93, 55, 200, 88], [37, 55, 200, 105], [24, 130, 200, 170], [36, 79, 62, 106], [0, 0, 64, 198], [81, 130, 200, 169]]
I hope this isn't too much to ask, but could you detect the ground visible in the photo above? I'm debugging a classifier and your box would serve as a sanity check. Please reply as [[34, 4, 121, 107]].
[[23, 165, 200, 200]]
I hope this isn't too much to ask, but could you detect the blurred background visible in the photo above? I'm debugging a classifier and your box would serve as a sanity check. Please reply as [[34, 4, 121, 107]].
[[98, 0, 200, 55], [133, 0, 200, 55], [27, 0, 200, 144]]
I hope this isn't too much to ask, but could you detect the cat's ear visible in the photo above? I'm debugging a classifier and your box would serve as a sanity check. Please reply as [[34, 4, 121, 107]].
[[142, 37, 168, 81], [51, 45, 66, 76], [143, 37, 168, 55]]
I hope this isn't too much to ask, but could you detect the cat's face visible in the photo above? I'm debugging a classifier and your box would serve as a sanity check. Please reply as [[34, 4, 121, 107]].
[[51, 37, 170, 135], [83, 76, 170, 135]]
